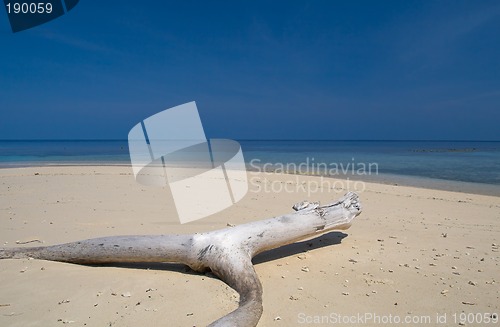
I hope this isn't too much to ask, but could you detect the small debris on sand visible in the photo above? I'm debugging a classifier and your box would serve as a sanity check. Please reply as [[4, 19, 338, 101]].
[[15, 239, 43, 245]]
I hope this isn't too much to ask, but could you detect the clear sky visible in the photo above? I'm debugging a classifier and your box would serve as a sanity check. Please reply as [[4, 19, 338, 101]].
[[0, 1, 499, 140]]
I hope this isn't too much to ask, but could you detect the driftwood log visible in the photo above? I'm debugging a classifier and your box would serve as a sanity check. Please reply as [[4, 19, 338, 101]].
[[0, 192, 361, 326]]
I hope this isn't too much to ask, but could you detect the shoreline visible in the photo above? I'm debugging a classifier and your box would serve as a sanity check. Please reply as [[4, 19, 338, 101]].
[[1, 162, 499, 197], [290, 171, 500, 197]]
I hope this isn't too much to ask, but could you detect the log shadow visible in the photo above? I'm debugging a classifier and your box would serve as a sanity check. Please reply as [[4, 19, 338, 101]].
[[253, 231, 348, 265], [88, 261, 196, 274]]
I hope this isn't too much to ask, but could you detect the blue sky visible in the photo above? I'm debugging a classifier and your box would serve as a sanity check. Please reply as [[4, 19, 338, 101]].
[[0, 1, 499, 140]]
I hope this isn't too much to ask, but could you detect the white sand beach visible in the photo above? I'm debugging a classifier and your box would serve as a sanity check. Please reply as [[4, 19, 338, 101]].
[[0, 166, 499, 326]]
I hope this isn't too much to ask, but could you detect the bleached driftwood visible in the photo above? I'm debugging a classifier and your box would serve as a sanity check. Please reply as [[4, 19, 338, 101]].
[[0, 192, 361, 327]]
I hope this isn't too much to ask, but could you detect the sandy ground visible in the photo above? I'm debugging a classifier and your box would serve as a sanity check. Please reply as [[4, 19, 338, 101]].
[[0, 166, 499, 326]]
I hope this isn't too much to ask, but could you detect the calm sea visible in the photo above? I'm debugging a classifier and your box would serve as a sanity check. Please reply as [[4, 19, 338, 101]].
[[1, 140, 499, 195]]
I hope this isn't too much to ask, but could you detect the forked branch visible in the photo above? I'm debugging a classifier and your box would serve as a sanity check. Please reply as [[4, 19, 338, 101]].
[[0, 192, 361, 327]]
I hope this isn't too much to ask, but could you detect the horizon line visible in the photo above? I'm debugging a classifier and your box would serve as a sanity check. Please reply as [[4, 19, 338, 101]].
[[0, 139, 499, 142]]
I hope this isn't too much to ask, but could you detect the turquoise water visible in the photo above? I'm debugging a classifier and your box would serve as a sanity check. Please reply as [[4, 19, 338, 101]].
[[240, 140, 500, 186], [0, 140, 129, 164], [1, 140, 499, 192]]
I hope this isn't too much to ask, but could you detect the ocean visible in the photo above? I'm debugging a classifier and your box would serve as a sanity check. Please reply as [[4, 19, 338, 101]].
[[1, 140, 499, 195]]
